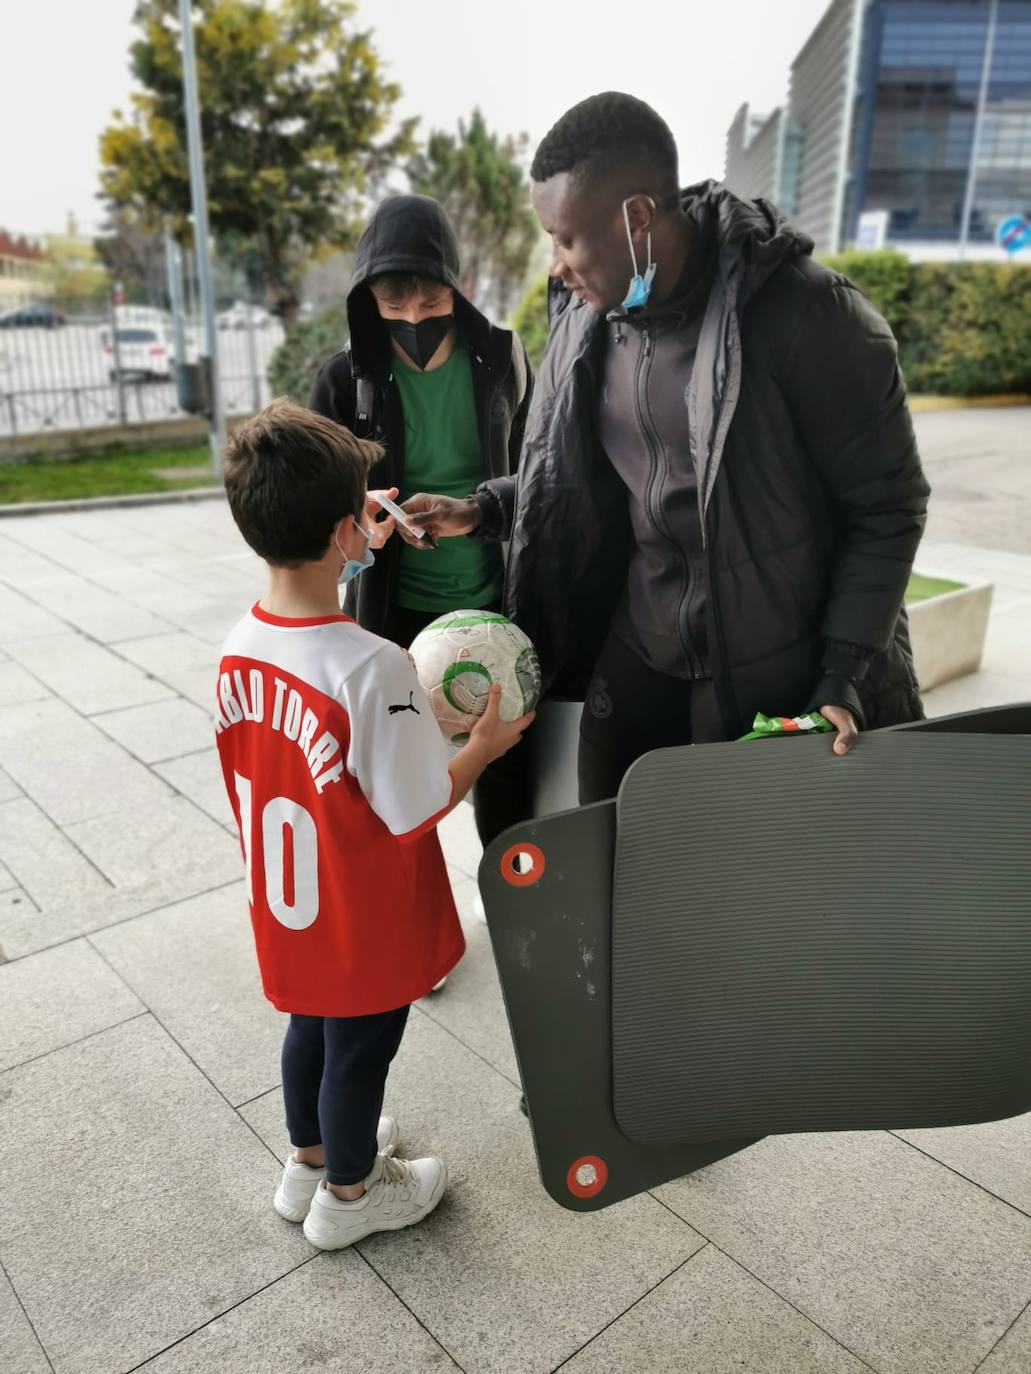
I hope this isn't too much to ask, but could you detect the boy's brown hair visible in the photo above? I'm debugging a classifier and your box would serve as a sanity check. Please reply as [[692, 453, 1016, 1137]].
[[223, 398, 382, 565], [368, 272, 450, 306]]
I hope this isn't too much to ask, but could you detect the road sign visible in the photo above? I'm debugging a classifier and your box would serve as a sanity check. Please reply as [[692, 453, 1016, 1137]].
[[855, 209, 890, 251], [996, 215, 1031, 256]]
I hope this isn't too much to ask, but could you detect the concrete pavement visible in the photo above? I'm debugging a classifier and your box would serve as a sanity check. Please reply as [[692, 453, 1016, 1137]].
[[1, 418, 1030, 1372]]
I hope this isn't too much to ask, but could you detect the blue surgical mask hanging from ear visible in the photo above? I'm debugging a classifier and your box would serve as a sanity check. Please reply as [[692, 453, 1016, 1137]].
[[620, 195, 657, 310], [334, 520, 375, 586]]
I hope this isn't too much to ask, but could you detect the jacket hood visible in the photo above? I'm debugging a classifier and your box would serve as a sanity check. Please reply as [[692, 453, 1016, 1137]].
[[683, 179, 813, 302], [347, 194, 494, 376]]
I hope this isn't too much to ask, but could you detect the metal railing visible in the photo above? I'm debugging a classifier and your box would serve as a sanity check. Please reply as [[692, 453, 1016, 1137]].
[[0, 303, 283, 440]]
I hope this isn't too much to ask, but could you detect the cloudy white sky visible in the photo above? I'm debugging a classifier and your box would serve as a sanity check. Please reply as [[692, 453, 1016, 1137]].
[[1, 0, 829, 239]]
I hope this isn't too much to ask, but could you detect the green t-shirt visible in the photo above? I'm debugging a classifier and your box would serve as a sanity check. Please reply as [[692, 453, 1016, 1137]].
[[393, 340, 504, 613]]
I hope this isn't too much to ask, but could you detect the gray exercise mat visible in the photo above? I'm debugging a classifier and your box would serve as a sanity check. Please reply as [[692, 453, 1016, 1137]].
[[612, 727, 1031, 1146], [479, 804, 756, 1212]]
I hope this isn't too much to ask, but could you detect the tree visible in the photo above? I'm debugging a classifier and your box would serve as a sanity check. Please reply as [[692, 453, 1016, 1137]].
[[44, 216, 110, 307], [406, 109, 540, 320], [94, 209, 168, 305], [511, 276, 549, 371], [99, 0, 416, 323]]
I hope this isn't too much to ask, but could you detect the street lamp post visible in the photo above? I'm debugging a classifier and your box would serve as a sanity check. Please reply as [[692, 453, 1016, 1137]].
[[177, 0, 225, 476]]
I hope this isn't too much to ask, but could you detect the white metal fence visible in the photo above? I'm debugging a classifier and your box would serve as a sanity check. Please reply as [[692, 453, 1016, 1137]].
[[0, 306, 284, 439]]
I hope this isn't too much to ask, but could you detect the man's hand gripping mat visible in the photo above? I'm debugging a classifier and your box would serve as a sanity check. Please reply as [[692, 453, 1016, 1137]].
[[480, 706, 1031, 1211]]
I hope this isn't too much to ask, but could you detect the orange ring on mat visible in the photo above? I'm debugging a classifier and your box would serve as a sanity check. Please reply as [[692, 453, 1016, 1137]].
[[567, 1155, 608, 1198], [499, 842, 546, 887]]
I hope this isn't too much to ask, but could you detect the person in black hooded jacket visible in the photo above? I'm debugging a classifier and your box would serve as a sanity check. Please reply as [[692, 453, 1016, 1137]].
[[309, 194, 534, 844], [401, 93, 931, 806]]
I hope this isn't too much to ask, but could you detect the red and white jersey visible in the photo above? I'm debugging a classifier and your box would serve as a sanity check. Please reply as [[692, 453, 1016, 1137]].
[[215, 604, 463, 1017]]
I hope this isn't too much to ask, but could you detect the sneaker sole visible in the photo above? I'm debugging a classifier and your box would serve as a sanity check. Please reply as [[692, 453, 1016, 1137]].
[[273, 1188, 314, 1224], [302, 1163, 449, 1251], [273, 1124, 399, 1224]]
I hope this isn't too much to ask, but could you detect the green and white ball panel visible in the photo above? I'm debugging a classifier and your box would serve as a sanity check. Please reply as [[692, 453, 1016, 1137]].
[[409, 610, 542, 745]]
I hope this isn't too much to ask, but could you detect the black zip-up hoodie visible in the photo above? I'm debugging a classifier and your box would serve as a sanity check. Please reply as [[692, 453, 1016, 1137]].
[[309, 194, 533, 640]]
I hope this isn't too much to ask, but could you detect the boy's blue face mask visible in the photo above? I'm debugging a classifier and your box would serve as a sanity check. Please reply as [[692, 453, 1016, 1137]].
[[334, 520, 375, 586], [620, 195, 657, 310]]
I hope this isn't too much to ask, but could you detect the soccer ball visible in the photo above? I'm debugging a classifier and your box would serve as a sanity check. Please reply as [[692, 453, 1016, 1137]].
[[409, 610, 541, 744]]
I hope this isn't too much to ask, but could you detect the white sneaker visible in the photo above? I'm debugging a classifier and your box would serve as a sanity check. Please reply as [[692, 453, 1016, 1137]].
[[302, 1151, 448, 1250], [273, 1115, 400, 1223]]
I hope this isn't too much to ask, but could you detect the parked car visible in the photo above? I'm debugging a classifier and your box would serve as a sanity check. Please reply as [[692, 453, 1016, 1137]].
[[216, 301, 271, 330], [100, 325, 176, 381], [0, 303, 65, 329]]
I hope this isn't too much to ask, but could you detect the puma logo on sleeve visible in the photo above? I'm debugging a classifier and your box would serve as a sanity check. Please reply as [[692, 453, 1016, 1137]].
[[388, 690, 420, 716]]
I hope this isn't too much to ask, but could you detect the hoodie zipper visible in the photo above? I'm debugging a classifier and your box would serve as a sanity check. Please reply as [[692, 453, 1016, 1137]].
[[635, 323, 703, 677]]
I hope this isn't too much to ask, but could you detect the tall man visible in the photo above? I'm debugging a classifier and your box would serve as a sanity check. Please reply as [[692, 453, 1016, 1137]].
[[404, 92, 930, 804]]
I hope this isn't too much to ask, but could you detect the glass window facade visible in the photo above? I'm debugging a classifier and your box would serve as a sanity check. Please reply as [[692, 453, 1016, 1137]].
[[849, 0, 1031, 243]]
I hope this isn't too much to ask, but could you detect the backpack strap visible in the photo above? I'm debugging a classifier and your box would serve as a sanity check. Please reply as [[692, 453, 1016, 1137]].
[[509, 332, 528, 407], [353, 374, 377, 438]]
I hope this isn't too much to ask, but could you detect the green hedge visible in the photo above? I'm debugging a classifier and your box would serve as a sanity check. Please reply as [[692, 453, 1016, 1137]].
[[511, 276, 550, 373], [822, 251, 1031, 396], [267, 305, 349, 406], [510, 253, 1031, 396]]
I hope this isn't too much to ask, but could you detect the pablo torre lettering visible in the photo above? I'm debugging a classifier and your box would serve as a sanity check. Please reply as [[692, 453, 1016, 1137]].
[[214, 668, 344, 793]]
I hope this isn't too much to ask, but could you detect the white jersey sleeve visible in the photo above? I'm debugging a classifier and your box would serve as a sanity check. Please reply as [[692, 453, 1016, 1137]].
[[342, 642, 454, 839]]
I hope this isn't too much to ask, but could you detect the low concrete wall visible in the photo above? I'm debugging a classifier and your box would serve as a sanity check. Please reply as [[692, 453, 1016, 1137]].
[[0, 413, 249, 463], [908, 580, 994, 691]]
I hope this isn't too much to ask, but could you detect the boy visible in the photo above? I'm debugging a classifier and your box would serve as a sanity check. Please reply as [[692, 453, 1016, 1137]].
[[217, 399, 533, 1250], [309, 193, 533, 850]]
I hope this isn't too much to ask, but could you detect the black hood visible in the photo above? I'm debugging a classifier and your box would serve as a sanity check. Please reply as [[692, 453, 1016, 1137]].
[[347, 194, 495, 376], [683, 179, 813, 303]]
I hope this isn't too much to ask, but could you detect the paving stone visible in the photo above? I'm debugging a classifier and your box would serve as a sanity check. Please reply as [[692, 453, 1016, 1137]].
[[895, 1114, 1031, 1218], [0, 697, 173, 826], [92, 697, 215, 764], [0, 1016, 309, 1374], [241, 1011, 704, 1374], [922, 670, 1030, 717], [10, 573, 172, 643], [563, 1244, 868, 1374], [0, 938, 142, 1072], [0, 583, 66, 643], [0, 520, 139, 577], [0, 766, 21, 803], [655, 1130, 1031, 1374], [155, 747, 234, 828], [0, 887, 39, 957], [91, 565, 224, 619], [136, 1253, 460, 1374], [0, 858, 17, 891], [158, 599, 250, 646], [0, 1266, 50, 1374], [6, 632, 175, 715], [93, 883, 282, 1107], [0, 663, 51, 708], [64, 793, 240, 894], [437, 798, 482, 881], [418, 875, 520, 1085], [111, 629, 219, 677], [159, 663, 220, 713], [0, 529, 70, 588], [979, 1302, 1031, 1373]]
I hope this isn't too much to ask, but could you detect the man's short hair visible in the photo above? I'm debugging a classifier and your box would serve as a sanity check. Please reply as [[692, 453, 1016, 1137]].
[[368, 272, 450, 305], [223, 398, 382, 566], [531, 92, 679, 208]]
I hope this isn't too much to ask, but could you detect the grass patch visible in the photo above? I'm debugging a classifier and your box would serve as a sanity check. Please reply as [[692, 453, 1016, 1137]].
[[0, 445, 218, 506], [906, 572, 965, 604]]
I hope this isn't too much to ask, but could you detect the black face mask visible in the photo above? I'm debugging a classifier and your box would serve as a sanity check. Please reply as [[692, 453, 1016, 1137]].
[[385, 314, 454, 370]]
